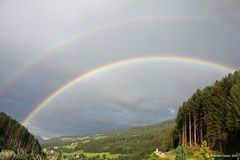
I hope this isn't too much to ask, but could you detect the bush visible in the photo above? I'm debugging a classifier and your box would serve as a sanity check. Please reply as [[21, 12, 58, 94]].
[[175, 145, 187, 160]]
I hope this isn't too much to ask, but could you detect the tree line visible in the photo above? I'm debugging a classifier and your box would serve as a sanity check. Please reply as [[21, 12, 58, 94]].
[[174, 71, 240, 153]]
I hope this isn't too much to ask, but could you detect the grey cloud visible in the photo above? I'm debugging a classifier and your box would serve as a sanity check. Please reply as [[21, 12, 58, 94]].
[[27, 62, 230, 138], [0, 0, 239, 138]]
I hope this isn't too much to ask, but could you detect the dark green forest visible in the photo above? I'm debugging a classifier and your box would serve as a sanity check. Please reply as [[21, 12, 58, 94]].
[[0, 112, 44, 157], [43, 120, 175, 160], [79, 120, 174, 159], [175, 71, 240, 153]]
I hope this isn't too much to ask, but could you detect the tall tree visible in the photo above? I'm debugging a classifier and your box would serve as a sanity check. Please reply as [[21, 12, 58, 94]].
[[194, 114, 197, 146], [189, 111, 192, 147]]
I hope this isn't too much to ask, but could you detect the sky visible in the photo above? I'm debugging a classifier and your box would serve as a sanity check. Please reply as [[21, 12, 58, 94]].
[[0, 0, 240, 139]]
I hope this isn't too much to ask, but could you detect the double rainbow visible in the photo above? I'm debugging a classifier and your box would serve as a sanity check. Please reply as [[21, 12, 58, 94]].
[[21, 55, 236, 125]]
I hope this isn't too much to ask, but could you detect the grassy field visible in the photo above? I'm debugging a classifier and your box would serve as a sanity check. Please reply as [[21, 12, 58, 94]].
[[62, 143, 78, 149], [43, 134, 125, 159], [62, 150, 125, 159]]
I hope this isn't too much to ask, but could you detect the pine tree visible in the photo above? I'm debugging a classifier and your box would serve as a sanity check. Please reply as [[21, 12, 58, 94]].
[[226, 83, 240, 131], [193, 114, 197, 146], [189, 111, 192, 147]]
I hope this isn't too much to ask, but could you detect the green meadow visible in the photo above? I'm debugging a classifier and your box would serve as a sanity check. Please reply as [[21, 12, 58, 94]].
[[63, 150, 125, 159]]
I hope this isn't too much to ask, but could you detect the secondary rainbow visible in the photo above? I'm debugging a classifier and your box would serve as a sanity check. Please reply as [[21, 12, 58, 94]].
[[0, 15, 176, 95], [0, 21, 126, 94], [21, 55, 237, 125]]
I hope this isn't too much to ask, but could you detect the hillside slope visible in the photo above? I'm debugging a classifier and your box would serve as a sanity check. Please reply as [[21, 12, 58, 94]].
[[42, 119, 175, 159], [0, 112, 44, 157]]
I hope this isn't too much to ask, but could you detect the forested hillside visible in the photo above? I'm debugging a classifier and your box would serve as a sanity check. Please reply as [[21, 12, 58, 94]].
[[175, 71, 240, 153], [0, 112, 44, 157], [81, 120, 175, 159], [43, 120, 175, 160]]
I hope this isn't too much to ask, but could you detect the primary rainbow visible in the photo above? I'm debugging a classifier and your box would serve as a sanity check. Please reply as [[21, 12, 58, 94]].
[[21, 55, 237, 125]]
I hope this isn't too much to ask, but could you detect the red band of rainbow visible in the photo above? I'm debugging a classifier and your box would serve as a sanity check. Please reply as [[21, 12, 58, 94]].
[[21, 55, 237, 125]]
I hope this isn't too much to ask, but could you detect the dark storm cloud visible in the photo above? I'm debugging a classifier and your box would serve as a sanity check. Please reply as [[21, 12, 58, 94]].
[[0, 0, 239, 138], [26, 62, 229, 138]]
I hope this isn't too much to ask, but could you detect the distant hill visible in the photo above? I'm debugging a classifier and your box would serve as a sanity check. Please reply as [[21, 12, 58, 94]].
[[0, 112, 44, 157], [42, 119, 175, 159]]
